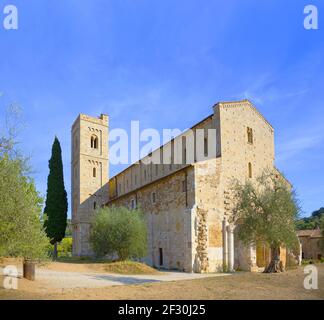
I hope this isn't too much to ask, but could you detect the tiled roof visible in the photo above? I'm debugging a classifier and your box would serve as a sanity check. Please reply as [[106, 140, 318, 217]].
[[297, 229, 323, 238]]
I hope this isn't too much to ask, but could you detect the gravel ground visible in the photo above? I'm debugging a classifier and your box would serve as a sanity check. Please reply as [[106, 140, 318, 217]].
[[0, 266, 229, 289], [1, 263, 323, 300]]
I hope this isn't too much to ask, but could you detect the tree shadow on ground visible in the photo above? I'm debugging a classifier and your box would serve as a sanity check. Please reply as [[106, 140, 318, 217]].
[[87, 273, 161, 285]]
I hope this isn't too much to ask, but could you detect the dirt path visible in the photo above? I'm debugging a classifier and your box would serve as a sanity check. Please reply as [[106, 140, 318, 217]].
[[1, 267, 227, 289], [0, 263, 323, 300]]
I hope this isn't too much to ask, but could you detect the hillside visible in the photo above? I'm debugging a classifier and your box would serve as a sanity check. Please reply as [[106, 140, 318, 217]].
[[296, 207, 324, 230]]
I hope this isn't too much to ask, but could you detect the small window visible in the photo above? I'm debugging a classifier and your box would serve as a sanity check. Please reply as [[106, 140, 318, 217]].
[[182, 136, 187, 164], [93, 201, 97, 210], [91, 135, 98, 149], [247, 127, 253, 144], [183, 174, 188, 207], [74, 137, 78, 151], [159, 248, 163, 266], [155, 164, 158, 176], [135, 175, 137, 185], [204, 137, 208, 157], [182, 180, 187, 193], [152, 192, 156, 204], [131, 198, 136, 209], [93, 167, 96, 178], [248, 162, 253, 178], [144, 169, 147, 181]]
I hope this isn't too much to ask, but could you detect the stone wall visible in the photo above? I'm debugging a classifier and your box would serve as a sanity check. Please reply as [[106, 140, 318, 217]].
[[71, 100, 283, 272], [299, 236, 324, 260], [108, 166, 196, 271], [71, 114, 109, 256]]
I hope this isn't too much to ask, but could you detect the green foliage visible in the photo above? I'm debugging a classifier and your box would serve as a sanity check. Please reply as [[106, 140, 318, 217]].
[[230, 169, 300, 253], [295, 207, 324, 230], [65, 219, 72, 237], [312, 207, 324, 217], [47, 237, 72, 257], [89, 206, 147, 260], [0, 143, 49, 260], [43, 137, 68, 245], [320, 216, 324, 250], [302, 258, 324, 265]]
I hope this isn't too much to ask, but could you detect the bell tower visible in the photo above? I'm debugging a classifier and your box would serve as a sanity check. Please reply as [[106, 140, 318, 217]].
[[71, 113, 109, 256]]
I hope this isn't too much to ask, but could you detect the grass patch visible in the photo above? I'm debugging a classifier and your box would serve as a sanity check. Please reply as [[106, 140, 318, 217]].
[[103, 260, 158, 275], [302, 258, 324, 265], [55, 256, 99, 264], [51, 256, 158, 274]]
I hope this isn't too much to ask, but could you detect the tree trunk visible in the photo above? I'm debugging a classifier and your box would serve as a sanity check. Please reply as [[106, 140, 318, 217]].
[[53, 242, 58, 260], [264, 246, 284, 273], [23, 259, 35, 281]]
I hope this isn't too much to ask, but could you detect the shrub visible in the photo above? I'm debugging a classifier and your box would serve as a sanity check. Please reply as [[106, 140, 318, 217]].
[[58, 237, 72, 257], [47, 237, 72, 257], [89, 206, 147, 260]]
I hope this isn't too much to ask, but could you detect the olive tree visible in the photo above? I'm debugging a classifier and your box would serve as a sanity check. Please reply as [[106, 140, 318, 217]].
[[230, 169, 300, 273], [0, 106, 49, 260], [89, 206, 147, 260]]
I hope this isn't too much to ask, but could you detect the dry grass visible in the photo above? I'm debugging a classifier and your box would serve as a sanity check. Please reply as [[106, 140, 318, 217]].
[[0, 259, 323, 300], [0, 256, 157, 275], [103, 260, 158, 274]]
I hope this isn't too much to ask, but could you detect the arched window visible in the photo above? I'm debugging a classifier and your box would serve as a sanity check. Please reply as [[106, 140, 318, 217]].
[[248, 162, 252, 178], [93, 167, 96, 178], [247, 127, 253, 144], [91, 135, 98, 149]]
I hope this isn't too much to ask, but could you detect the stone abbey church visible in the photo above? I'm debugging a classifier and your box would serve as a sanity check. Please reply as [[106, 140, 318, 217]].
[[71, 100, 285, 273]]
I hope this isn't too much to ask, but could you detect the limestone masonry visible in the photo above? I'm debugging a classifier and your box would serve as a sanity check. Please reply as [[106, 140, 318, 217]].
[[71, 99, 287, 272]]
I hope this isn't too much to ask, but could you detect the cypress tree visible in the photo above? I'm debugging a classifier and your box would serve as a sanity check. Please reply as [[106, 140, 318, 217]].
[[44, 136, 68, 258]]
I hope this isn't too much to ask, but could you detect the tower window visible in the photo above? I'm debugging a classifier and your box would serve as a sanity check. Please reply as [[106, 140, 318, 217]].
[[91, 135, 98, 149], [248, 162, 253, 178], [93, 201, 97, 210], [247, 127, 253, 144], [93, 167, 96, 178]]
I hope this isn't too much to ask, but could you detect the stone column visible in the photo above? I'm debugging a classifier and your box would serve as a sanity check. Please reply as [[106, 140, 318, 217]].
[[222, 218, 228, 271], [249, 244, 258, 272], [183, 206, 195, 272], [298, 243, 302, 266], [227, 225, 234, 272]]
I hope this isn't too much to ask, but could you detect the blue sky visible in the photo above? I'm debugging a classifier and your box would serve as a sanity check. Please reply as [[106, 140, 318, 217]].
[[0, 0, 323, 218]]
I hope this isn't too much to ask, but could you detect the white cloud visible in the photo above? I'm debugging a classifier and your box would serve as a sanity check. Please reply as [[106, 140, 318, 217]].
[[276, 134, 323, 163]]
